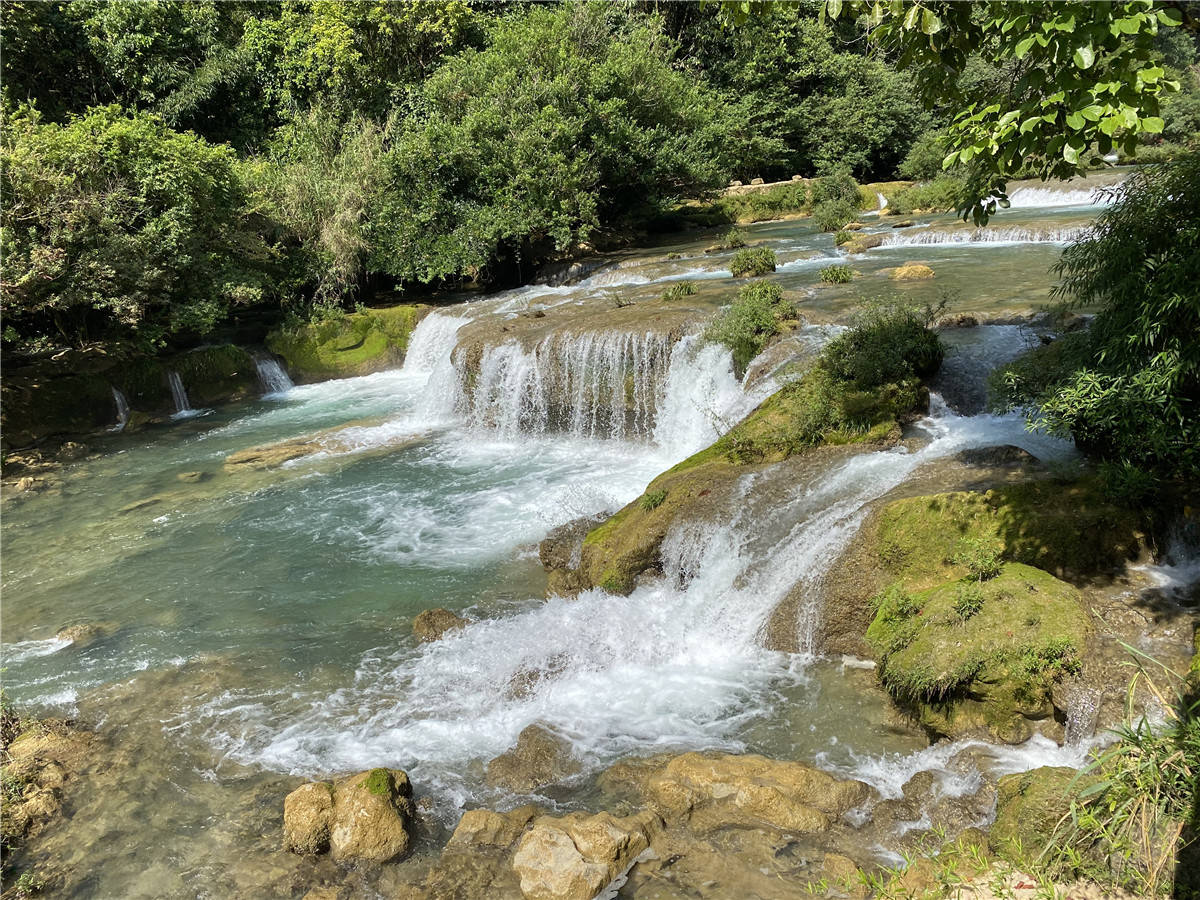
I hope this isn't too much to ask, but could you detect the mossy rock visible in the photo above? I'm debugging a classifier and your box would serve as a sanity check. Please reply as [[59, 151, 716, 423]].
[[866, 562, 1091, 741], [875, 482, 1147, 587], [266, 304, 426, 382], [0, 372, 117, 448], [170, 345, 259, 407], [990, 766, 1103, 860], [843, 234, 883, 254]]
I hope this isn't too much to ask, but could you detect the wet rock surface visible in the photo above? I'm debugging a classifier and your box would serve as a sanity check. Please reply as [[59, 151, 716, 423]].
[[485, 723, 583, 793], [412, 608, 468, 643], [284, 768, 415, 863]]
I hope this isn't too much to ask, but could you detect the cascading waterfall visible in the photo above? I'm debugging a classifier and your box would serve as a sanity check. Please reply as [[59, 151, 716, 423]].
[[1006, 185, 1116, 208], [254, 355, 294, 396], [166, 371, 193, 417], [876, 191, 889, 211], [110, 386, 130, 431], [882, 225, 1090, 246]]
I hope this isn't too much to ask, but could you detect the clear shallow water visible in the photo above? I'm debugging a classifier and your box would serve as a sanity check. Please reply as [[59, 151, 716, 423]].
[[0, 178, 1123, 896]]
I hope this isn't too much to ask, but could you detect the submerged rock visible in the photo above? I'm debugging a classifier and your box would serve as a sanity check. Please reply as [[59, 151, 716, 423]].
[[176, 470, 212, 483], [283, 768, 414, 863], [412, 608, 468, 643], [0, 719, 94, 857], [485, 724, 582, 793], [55, 622, 115, 648]]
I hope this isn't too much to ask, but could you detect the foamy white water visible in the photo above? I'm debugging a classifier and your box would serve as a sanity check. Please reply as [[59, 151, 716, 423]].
[[882, 225, 1090, 246]]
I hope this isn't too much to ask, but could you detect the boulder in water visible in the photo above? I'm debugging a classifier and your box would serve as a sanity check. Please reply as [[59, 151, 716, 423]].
[[511, 810, 661, 900], [750, 177, 765, 185], [283, 782, 334, 855], [644, 752, 870, 834], [890, 220, 916, 228], [450, 805, 543, 850], [843, 234, 883, 254], [891, 263, 935, 280], [176, 470, 212, 483], [56, 441, 88, 461], [283, 768, 415, 863], [55, 622, 114, 648], [955, 445, 1039, 468], [485, 724, 583, 793], [990, 766, 1102, 857], [412, 608, 468, 643]]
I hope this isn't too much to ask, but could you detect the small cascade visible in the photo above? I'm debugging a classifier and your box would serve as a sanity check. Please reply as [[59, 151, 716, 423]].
[[110, 387, 130, 431], [166, 371, 195, 418], [254, 355, 294, 396], [1006, 185, 1114, 208], [454, 330, 674, 441], [402, 312, 469, 423], [876, 191, 889, 212], [882, 225, 1090, 247], [1063, 684, 1103, 746]]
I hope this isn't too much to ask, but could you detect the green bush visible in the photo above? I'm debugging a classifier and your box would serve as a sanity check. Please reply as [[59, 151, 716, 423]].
[[994, 152, 1200, 483], [728, 247, 777, 277], [813, 199, 858, 232], [954, 536, 1004, 582], [819, 264, 854, 284], [809, 170, 861, 207], [953, 582, 985, 621], [887, 175, 966, 215], [898, 129, 952, 181], [705, 280, 793, 373], [702, 181, 811, 224], [640, 489, 668, 510], [717, 227, 746, 250], [660, 281, 697, 301], [833, 229, 855, 246], [821, 300, 944, 390], [0, 105, 274, 352]]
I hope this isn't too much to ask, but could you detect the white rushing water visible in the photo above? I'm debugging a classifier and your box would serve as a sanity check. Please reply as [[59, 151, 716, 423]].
[[110, 386, 130, 431], [882, 225, 1090, 246], [254, 355, 294, 396], [166, 370, 197, 419], [1006, 185, 1115, 208], [192, 323, 1079, 805]]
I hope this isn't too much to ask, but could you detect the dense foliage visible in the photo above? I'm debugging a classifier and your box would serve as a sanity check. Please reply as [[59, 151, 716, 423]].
[[706, 279, 795, 373], [0, 105, 274, 351], [995, 152, 1200, 484]]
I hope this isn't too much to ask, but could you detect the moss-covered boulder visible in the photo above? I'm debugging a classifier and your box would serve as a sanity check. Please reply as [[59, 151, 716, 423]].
[[990, 766, 1102, 859], [267, 304, 426, 382], [0, 371, 117, 448], [866, 562, 1090, 742]]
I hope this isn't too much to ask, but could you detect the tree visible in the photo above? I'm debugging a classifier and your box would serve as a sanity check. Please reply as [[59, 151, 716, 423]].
[[0, 106, 275, 352], [368, 3, 738, 285], [824, 0, 1190, 221]]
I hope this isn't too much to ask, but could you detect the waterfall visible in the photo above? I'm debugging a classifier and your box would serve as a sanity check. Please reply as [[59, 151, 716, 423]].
[[876, 191, 889, 212], [882, 225, 1090, 247], [167, 371, 193, 418], [1006, 185, 1114, 208], [454, 330, 675, 441], [110, 387, 130, 432], [1063, 684, 1103, 745], [254, 355, 294, 396]]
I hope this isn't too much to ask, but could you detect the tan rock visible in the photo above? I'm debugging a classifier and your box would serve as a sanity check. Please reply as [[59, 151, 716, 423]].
[[843, 234, 883, 254], [486, 724, 582, 793], [512, 810, 660, 900], [413, 608, 468, 643], [283, 782, 334, 855], [55, 622, 114, 647], [449, 805, 541, 850], [176, 470, 211, 483], [645, 752, 870, 834], [750, 177, 765, 185], [329, 768, 414, 863], [892, 263, 935, 280]]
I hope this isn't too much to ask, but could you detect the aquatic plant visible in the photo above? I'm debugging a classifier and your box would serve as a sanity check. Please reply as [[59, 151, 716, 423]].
[[728, 247, 777, 277], [819, 264, 853, 284], [660, 281, 696, 301]]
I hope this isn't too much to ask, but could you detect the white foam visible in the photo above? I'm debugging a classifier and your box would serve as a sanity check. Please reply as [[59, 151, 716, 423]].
[[2, 637, 73, 663]]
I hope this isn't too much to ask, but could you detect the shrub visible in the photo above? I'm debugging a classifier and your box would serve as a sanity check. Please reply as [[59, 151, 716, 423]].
[[809, 170, 861, 207], [821, 300, 944, 390], [661, 281, 697, 301], [898, 129, 952, 181], [812, 199, 858, 232], [728, 247, 777, 277], [887, 175, 966, 215], [717, 227, 746, 250], [954, 537, 1004, 582], [640, 489, 667, 510], [705, 280, 793, 373], [833, 229, 855, 246], [953, 582, 984, 621], [819, 264, 853, 284]]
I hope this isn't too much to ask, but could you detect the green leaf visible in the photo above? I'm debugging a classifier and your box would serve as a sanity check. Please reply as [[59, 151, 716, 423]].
[[921, 9, 942, 34], [1073, 44, 1095, 70], [826, 0, 843, 19], [1015, 35, 1036, 59], [1157, 8, 1183, 26], [1141, 116, 1164, 134], [1020, 116, 1041, 134], [1099, 114, 1122, 136], [903, 4, 920, 30], [1065, 112, 1085, 129], [1063, 143, 1080, 165]]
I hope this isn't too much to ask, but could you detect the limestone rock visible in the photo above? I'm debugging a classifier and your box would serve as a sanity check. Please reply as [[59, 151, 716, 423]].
[[538, 516, 604, 574], [750, 177, 765, 185], [645, 752, 870, 834], [890, 220, 916, 228], [55, 622, 114, 647], [956, 445, 1039, 468], [512, 810, 660, 900], [56, 441, 88, 461], [843, 234, 883, 254], [990, 766, 1101, 856], [224, 438, 315, 471], [413, 608, 468, 643], [486, 724, 583, 793], [891, 263, 935, 280], [449, 805, 542, 850], [176, 470, 212, 483], [329, 768, 415, 863], [283, 782, 334, 855]]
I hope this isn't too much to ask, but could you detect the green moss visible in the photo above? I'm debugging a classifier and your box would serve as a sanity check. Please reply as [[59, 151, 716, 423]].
[[875, 481, 1146, 588], [990, 766, 1104, 861], [866, 562, 1089, 739], [640, 489, 667, 510], [362, 767, 394, 797], [172, 345, 258, 407], [267, 304, 426, 381]]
